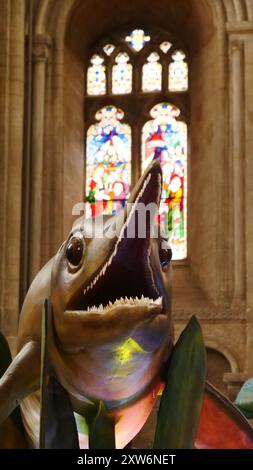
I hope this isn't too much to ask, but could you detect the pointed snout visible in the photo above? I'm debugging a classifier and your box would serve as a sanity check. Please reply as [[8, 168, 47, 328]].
[[109, 160, 162, 290], [127, 159, 163, 208], [121, 158, 163, 244]]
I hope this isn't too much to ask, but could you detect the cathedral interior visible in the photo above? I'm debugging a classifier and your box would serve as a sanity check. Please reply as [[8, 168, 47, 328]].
[[1, 0, 253, 447]]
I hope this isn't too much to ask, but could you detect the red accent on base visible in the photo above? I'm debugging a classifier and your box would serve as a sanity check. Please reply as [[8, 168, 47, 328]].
[[196, 383, 253, 449]]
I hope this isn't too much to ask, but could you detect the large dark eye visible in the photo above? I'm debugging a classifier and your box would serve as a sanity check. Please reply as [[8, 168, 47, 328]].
[[159, 239, 172, 269], [66, 237, 84, 269]]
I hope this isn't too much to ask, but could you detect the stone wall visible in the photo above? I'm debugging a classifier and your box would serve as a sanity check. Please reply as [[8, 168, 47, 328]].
[[0, 0, 25, 352], [190, 31, 226, 307], [63, 44, 86, 238]]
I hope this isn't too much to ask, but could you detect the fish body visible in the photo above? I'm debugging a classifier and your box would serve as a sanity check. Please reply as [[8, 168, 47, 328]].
[[1, 159, 253, 449], [1, 160, 173, 448]]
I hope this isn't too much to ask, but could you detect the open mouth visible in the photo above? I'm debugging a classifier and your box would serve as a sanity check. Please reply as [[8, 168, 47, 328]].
[[65, 160, 166, 318], [65, 245, 165, 316]]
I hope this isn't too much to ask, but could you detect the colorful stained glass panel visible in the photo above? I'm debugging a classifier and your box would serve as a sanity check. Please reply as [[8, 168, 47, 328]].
[[87, 55, 106, 95], [125, 29, 150, 52], [169, 50, 188, 92], [103, 44, 115, 56], [142, 52, 162, 92], [142, 103, 187, 260], [112, 53, 132, 94], [160, 41, 172, 54], [86, 106, 131, 217]]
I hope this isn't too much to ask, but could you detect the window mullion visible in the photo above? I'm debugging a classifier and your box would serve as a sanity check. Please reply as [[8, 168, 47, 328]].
[[107, 59, 112, 94], [132, 117, 141, 187], [162, 56, 168, 94]]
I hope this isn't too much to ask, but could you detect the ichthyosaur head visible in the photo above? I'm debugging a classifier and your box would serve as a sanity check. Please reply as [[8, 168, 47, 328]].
[[50, 159, 173, 354]]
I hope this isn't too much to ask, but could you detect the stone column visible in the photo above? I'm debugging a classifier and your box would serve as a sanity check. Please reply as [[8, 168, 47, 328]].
[[230, 40, 246, 309], [225, 27, 253, 388], [0, 1, 10, 322], [0, 0, 25, 352], [243, 34, 253, 373], [29, 34, 51, 283]]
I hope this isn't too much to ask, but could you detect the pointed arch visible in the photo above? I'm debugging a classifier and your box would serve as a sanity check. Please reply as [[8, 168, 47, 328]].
[[86, 106, 131, 217], [142, 103, 187, 260]]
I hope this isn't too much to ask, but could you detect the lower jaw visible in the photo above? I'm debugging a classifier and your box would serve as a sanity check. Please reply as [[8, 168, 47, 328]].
[[66, 296, 163, 316]]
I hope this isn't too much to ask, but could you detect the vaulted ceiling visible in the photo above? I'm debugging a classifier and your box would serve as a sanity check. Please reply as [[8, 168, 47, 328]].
[[65, 0, 216, 58]]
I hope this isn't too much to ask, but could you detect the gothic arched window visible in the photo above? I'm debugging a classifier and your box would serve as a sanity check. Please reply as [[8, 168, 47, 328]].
[[112, 53, 132, 94], [142, 103, 187, 260], [85, 28, 189, 260], [86, 106, 131, 217], [142, 52, 162, 92]]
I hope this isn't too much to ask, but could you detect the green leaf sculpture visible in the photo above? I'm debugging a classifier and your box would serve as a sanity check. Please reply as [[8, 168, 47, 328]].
[[39, 299, 79, 449], [235, 379, 253, 420], [0, 332, 25, 436], [89, 401, 115, 449], [0, 332, 26, 447], [154, 316, 206, 449]]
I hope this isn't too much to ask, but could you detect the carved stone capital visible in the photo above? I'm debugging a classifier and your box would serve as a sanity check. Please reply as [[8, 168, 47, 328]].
[[32, 34, 52, 63], [230, 39, 244, 53]]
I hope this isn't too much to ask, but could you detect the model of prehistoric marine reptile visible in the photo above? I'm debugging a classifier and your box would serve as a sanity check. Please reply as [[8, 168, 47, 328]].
[[0, 160, 253, 449]]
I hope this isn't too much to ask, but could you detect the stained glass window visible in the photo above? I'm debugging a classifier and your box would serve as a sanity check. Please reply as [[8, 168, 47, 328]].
[[112, 52, 132, 94], [169, 50, 188, 92], [125, 29, 150, 51], [86, 106, 131, 217], [142, 103, 187, 260], [142, 52, 162, 92], [160, 41, 172, 54], [87, 55, 106, 95], [85, 30, 189, 260], [103, 44, 115, 56]]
